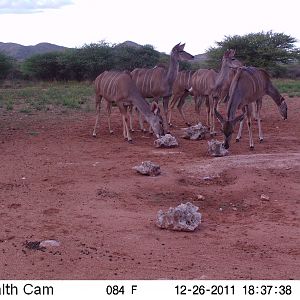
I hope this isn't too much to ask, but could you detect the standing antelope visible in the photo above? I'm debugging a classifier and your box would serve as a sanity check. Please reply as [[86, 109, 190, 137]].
[[168, 49, 243, 131], [93, 71, 165, 142], [191, 69, 218, 135], [168, 70, 195, 126], [215, 66, 287, 149], [131, 43, 194, 131]]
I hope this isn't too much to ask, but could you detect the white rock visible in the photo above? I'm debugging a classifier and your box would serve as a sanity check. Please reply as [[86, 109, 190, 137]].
[[156, 202, 202, 231], [208, 139, 229, 157], [39, 240, 60, 247], [133, 161, 161, 176], [183, 123, 208, 140], [154, 134, 178, 148], [260, 194, 270, 201], [197, 194, 205, 200]]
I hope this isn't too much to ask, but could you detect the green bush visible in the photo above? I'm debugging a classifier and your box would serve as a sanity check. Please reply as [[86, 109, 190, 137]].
[[0, 52, 14, 80], [206, 31, 300, 76]]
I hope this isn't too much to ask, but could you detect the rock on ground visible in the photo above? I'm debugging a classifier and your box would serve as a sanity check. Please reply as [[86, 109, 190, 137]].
[[154, 134, 178, 148], [208, 139, 229, 157], [183, 123, 208, 140], [156, 202, 202, 231], [133, 161, 161, 176]]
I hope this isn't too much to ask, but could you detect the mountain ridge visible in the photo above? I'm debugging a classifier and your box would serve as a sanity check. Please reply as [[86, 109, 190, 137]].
[[0, 41, 207, 62], [0, 42, 69, 60]]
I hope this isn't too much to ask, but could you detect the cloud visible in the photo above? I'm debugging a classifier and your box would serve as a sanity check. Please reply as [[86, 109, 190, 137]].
[[0, 0, 73, 14]]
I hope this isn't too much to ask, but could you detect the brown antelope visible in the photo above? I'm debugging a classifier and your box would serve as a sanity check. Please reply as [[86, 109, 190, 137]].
[[168, 49, 243, 131], [168, 70, 195, 126], [215, 66, 287, 149], [212, 49, 243, 103], [93, 71, 165, 142], [191, 69, 218, 135], [131, 43, 194, 131]]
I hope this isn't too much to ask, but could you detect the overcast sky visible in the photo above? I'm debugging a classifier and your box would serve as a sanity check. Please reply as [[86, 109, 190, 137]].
[[0, 0, 299, 54]]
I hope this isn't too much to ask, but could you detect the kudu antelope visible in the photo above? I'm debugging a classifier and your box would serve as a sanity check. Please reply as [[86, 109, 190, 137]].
[[215, 66, 287, 149], [93, 71, 165, 142], [168, 70, 195, 126], [212, 49, 243, 104], [131, 43, 194, 131], [168, 49, 243, 131], [191, 69, 218, 135]]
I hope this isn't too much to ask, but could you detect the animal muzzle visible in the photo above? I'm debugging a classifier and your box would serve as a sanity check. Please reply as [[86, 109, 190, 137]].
[[223, 141, 230, 149]]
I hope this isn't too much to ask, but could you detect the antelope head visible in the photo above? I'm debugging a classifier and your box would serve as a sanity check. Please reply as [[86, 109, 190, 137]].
[[222, 49, 243, 69], [150, 102, 165, 138], [214, 108, 245, 149], [171, 43, 194, 62]]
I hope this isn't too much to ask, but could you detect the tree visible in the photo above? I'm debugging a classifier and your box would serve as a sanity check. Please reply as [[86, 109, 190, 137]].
[[113, 44, 160, 71], [78, 42, 114, 80], [22, 52, 63, 80], [206, 31, 300, 76], [0, 52, 14, 80]]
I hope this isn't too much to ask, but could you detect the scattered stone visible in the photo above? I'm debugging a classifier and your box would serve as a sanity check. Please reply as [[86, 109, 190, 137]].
[[197, 194, 205, 201], [208, 139, 229, 157], [154, 134, 178, 148], [156, 202, 202, 231], [260, 194, 270, 201], [182, 123, 208, 140], [39, 240, 61, 248], [24, 239, 60, 251], [133, 161, 161, 176], [24, 241, 45, 251]]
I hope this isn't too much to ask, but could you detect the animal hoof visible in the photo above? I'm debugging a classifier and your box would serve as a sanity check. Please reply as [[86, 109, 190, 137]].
[[92, 133, 97, 138], [259, 138, 263, 143], [250, 146, 254, 150], [236, 138, 240, 142], [128, 139, 133, 144], [130, 129, 135, 132], [109, 130, 114, 134], [168, 123, 173, 127], [186, 123, 192, 127]]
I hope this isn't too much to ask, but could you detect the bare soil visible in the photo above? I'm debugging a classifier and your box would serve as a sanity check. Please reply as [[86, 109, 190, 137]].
[[0, 96, 299, 280]]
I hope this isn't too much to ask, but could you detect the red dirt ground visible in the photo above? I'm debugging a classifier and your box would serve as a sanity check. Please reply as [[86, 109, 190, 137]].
[[0, 96, 299, 280]]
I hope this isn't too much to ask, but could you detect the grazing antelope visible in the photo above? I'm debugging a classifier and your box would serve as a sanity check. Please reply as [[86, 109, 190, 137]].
[[131, 43, 194, 131], [168, 49, 243, 131], [215, 66, 287, 149], [168, 70, 195, 126], [93, 71, 165, 142]]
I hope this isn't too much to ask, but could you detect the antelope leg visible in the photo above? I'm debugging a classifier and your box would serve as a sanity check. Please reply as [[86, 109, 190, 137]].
[[93, 95, 102, 137]]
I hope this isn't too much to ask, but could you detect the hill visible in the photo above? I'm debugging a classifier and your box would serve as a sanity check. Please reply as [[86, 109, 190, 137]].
[[0, 40, 207, 64], [0, 42, 69, 60]]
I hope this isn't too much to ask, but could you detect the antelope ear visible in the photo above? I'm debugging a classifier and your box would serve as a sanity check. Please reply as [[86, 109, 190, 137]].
[[214, 108, 225, 125], [179, 43, 185, 50], [151, 102, 160, 115], [224, 49, 230, 58], [229, 49, 236, 57], [233, 112, 245, 125]]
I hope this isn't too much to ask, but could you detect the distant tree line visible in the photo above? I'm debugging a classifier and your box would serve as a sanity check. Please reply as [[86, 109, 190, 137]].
[[0, 32, 299, 81]]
